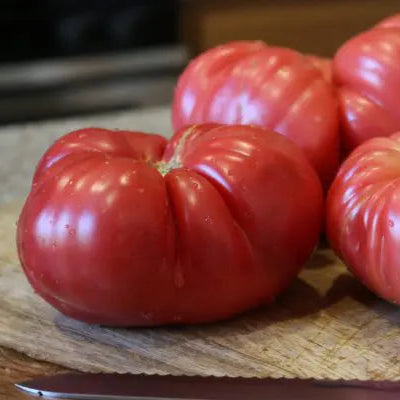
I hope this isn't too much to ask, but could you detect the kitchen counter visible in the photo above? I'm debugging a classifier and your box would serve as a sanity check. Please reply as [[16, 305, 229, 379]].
[[0, 106, 171, 399]]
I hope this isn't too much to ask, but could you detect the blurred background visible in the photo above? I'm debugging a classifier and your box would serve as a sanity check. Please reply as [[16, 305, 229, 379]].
[[0, 0, 398, 126]]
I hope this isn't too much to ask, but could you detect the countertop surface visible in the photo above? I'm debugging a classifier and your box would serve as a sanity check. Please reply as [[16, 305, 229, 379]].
[[0, 106, 172, 205]]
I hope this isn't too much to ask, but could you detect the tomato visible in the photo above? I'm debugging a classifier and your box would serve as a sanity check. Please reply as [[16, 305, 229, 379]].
[[17, 125, 323, 326], [306, 55, 332, 84], [172, 41, 339, 188], [334, 14, 400, 152], [327, 132, 400, 304]]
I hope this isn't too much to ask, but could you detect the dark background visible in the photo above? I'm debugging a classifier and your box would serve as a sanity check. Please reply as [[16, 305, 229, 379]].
[[0, 0, 177, 63], [0, 0, 399, 125]]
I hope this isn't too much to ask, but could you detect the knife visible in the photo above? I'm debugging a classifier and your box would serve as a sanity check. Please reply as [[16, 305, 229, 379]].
[[15, 373, 400, 399]]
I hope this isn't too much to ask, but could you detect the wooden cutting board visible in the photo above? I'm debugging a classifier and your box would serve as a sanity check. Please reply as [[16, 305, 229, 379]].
[[1, 201, 400, 380]]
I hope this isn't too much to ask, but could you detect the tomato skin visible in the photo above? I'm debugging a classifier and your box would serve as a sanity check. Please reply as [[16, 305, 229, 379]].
[[172, 41, 339, 188], [17, 125, 323, 326], [306, 55, 332, 84], [334, 14, 400, 152], [327, 132, 400, 304]]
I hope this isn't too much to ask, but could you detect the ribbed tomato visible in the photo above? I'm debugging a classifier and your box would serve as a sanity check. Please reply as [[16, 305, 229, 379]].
[[327, 132, 400, 304], [334, 14, 400, 152], [17, 125, 323, 326], [172, 41, 339, 188]]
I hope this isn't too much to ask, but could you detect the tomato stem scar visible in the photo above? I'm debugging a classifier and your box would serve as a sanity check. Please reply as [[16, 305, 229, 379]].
[[155, 126, 195, 176]]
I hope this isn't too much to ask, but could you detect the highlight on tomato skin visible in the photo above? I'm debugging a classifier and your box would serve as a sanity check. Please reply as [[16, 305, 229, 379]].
[[17, 124, 323, 327], [326, 131, 400, 305], [172, 41, 340, 190], [333, 14, 400, 153]]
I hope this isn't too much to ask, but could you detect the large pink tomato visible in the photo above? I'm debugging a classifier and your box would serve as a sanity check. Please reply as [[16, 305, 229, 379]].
[[327, 132, 400, 304], [172, 41, 339, 188], [334, 14, 400, 152], [17, 125, 323, 326]]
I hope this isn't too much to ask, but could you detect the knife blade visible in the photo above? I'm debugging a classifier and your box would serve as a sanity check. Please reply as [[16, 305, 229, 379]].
[[15, 373, 400, 400]]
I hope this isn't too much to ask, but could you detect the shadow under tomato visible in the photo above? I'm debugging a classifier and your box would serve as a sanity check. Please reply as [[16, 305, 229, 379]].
[[325, 273, 400, 327], [304, 247, 337, 270], [164, 277, 325, 338], [53, 258, 400, 360], [53, 276, 322, 348]]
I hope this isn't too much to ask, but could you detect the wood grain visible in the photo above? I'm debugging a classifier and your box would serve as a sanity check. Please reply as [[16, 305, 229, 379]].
[[0, 347, 68, 399], [1, 201, 400, 385]]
